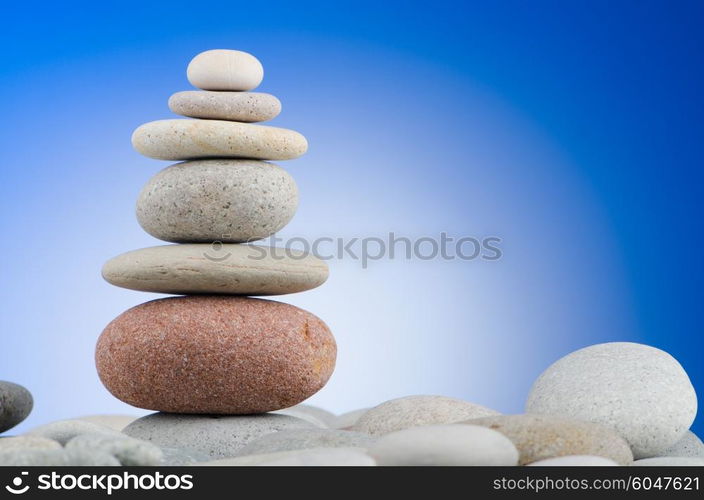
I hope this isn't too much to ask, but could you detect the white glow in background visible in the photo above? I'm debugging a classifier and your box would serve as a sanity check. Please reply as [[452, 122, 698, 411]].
[[0, 36, 635, 431]]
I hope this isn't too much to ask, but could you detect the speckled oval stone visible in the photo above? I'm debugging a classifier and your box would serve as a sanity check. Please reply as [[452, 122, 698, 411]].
[[465, 414, 634, 465], [132, 119, 307, 161], [136, 160, 298, 243], [102, 244, 328, 295], [0, 381, 33, 433], [526, 342, 697, 459], [169, 91, 281, 122], [187, 49, 264, 91], [352, 395, 499, 435], [96, 296, 336, 414]]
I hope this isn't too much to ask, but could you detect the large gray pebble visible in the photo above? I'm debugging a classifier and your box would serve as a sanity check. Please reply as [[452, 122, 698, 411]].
[[199, 447, 375, 466], [660, 431, 704, 458], [136, 160, 298, 243], [66, 433, 163, 466], [0, 436, 61, 451], [0, 448, 120, 466], [352, 395, 499, 435], [0, 381, 33, 433], [526, 342, 697, 459], [27, 419, 123, 445], [632, 457, 704, 466], [238, 429, 376, 456], [123, 413, 316, 460], [369, 424, 519, 466]]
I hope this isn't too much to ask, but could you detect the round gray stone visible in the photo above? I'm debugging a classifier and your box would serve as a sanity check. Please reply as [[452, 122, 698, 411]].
[[526, 342, 697, 459], [136, 160, 298, 243], [199, 447, 375, 466], [26, 419, 123, 445], [102, 244, 328, 295], [369, 424, 519, 466], [238, 429, 376, 456], [465, 414, 634, 465], [660, 431, 704, 458], [132, 119, 307, 161], [169, 91, 281, 122], [0, 381, 33, 433], [352, 395, 499, 435], [123, 413, 316, 460], [66, 433, 163, 466]]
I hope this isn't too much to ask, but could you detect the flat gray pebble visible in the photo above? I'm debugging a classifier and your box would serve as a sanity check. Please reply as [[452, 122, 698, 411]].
[[238, 429, 376, 456], [0, 381, 33, 433], [123, 412, 316, 460], [199, 447, 375, 466]]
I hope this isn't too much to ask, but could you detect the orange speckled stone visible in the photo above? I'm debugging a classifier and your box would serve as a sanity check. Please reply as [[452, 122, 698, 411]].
[[95, 296, 336, 414]]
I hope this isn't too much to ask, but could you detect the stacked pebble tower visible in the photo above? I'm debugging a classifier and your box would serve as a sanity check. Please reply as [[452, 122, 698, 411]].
[[96, 49, 336, 415]]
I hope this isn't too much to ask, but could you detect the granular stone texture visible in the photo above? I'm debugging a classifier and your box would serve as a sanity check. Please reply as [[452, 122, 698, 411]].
[[136, 160, 298, 243], [0, 381, 33, 433], [352, 395, 499, 435], [660, 431, 704, 458], [132, 119, 307, 161], [96, 296, 336, 414], [526, 342, 697, 458], [169, 91, 281, 122], [465, 414, 634, 465]]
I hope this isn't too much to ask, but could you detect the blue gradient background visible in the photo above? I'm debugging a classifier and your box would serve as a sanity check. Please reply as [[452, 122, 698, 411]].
[[1, 1, 701, 435]]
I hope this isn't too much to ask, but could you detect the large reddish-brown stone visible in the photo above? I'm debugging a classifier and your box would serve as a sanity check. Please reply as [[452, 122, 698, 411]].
[[96, 296, 336, 414]]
